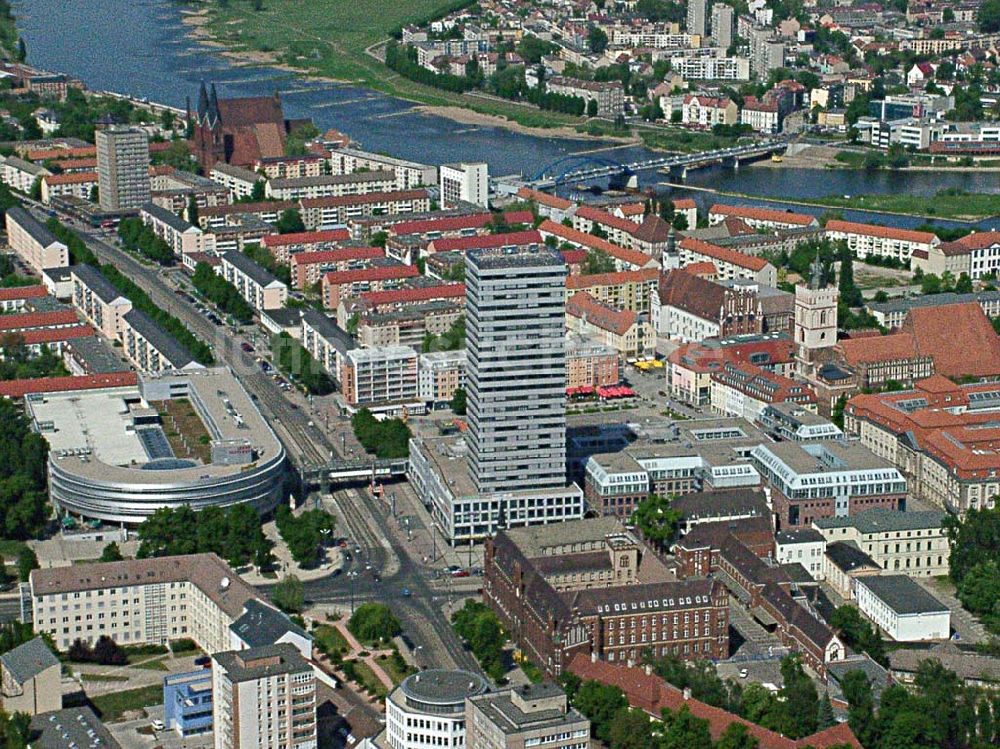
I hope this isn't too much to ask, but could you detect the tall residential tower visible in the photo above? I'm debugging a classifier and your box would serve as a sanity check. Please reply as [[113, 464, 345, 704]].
[[466, 246, 567, 494], [95, 126, 151, 211]]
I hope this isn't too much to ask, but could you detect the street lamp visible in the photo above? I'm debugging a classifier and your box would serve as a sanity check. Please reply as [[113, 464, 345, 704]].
[[349, 571, 359, 615]]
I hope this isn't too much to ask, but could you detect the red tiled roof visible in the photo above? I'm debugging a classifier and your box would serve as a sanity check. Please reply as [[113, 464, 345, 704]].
[[262, 229, 350, 247], [575, 205, 640, 235], [668, 337, 795, 373], [323, 265, 419, 285], [43, 171, 97, 186], [427, 230, 542, 253], [565, 268, 659, 290], [49, 158, 97, 170], [560, 249, 588, 265], [0, 371, 138, 398], [904, 302, 1000, 378], [360, 283, 465, 307], [825, 219, 936, 245], [26, 146, 96, 161], [0, 285, 46, 302], [516, 187, 573, 211], [201, 201, 295, 217], [950, 231, 1000, 250], [291, 247, 384, 266], [567, 655, 861, 749], [679, 237, 770, 272], [709, 204, 816, 227], [538, 220, 655, 269], [390, 210, 533, 237], [8, 325, 93, 345], [673, 198, 697, 210], [683, 261, 718, 276], [0, 309, 79, 332], [839, 333, 918, 365], [567, 291, 638, 336]]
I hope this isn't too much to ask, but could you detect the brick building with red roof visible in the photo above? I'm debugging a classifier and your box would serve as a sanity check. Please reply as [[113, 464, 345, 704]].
[[321, 263, 420, 309], [0, 285, 47, 312], [565, 268, 659, 313], [708, 204, 818, 230], [566, 291, 654, 357], [0, 372, 138, 399], [0, 309, 80, 333], [846, 375, 1000, 513], [290, 246, 385, 290], [261, 229, 351, 264], [425, 229, 542, 255], [676, 237, 777, 286], [538, 220, 659, 271]]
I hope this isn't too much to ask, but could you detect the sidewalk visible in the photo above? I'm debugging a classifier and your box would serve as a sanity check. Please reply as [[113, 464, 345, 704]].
[[388, 480, 482, 573]]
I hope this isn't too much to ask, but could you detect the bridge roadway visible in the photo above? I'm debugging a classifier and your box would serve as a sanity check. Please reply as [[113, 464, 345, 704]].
[[527, 140, 786, 189]]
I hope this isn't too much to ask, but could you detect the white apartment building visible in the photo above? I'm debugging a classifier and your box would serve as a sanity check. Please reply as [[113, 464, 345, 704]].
[[439, 162, 489, 209], [381, 670, 488, 749], [825, 220, 939, 263], [1, 156, 49, 194], [266, 171, 396, 201], [122, 309, 203, 374], [141, 202, 214, 257], [5, 206, 68, 274], [774, 528, 827, 580], [213, 644, 316, 749], [328, 148, 437, 190], [341, 345, 421, 413], [418, 349, 466, 406], [546, 77, 625, 116], [220, 252, 288, 312], [28, 554, 257, 654], [855, 575, 950, 641], [671, 56, 750, 81], [682, 95, 738, 127], [813, 509, 948, 577], [210, 163, 261, 201], [300, 308, 355, 386], [71, 264, 132, 340], [677, 238, 777, 287]]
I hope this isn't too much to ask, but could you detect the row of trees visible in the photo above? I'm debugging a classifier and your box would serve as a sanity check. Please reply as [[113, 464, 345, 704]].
[[67, 635, 127, 666], [274, 505, 335, 568], [451, 599, 506, 681], [351, 408, 412, 459], [192, 261, 255, 325], [385, 40, 477, 94], [136, 504, 275, 571], [944, 504, 1000, 633], [0, 334, 68, 381], [271, 332, 335, 395], [0, 400, 50, 540], [46, 218, 215, 365], [117, 217, 174, 265]]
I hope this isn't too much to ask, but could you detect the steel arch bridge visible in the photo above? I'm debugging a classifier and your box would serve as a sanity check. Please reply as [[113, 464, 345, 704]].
[[530, 153, 632, 182]]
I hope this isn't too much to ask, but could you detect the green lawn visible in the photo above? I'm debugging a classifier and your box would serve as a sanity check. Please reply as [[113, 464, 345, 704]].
[[90, 684, 163, 722], [795, 191, 1000, 221], [0, 540, 28, 559], [376, 652, 417, 686], [80, 673, 130, 683], [314, 624, 350, 658], [352, 660, 389, 699], [639, 126, 748, 154], [132, 657, 169, 671], [197, 1, 580, 129]]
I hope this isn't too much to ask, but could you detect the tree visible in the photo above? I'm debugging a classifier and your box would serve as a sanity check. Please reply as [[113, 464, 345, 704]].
[[450, 386, 466, 415], [954, 273, 973, 294], [779, 654, 818, 739], [351, 408, 412, 459], [980, 0, 1000, 33], [16, 547, 37, 582], [451, 600, 505, 679], [841, 668, 877, 749], [16, 38, 26, 63], [92, 635, 127, 665], [660, 704, 713, 749], [271, 575, 305, 613], [817, 692, 836, 729], [715, 722, 760, 749], [587, 98, 598, 117], [349, 603, 402, 644], [587, 26, 609, 54], [583, 248, 616, 275], [186, 195, 199, 226], [606, 708, 654, 749], [957, 560, 1000, 622], [275, 506, 335, 568], [630, 494, 682, 549], [838, 247, 863, 307], [830, 605, 886, 666], [275, 208, 305, 234], [574, 681, 628, 743], [99, 542, 123, 563], [249, 179, 266, 202]]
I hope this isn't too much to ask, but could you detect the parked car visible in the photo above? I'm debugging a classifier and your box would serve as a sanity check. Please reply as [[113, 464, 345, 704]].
[[241, 342, 254, 353], [150, 720, 165, 732], [451, 569, 470, 578], [194, 655, 211, 667]]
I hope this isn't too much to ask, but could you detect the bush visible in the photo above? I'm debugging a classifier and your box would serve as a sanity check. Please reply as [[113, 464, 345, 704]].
[[451, 599, 505, 681], [169, 638, 198, 654], [351, 408, 411, 459], [67, 636, 127, 665]]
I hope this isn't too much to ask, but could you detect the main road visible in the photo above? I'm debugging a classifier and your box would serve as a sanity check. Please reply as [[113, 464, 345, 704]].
[[56, 220, 483, 676]]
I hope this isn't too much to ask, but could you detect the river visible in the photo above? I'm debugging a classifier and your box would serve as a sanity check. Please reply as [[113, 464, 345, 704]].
[[11, 0, 1000, 228]]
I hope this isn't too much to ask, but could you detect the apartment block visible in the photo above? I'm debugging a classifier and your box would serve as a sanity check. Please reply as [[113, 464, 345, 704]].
[[546, 77, 625, 116], [265, 171, 396, 201], [418, 349, 466, 406], [209, 163, 264, 201], [340, 345, 420, 413], [141, 202, 214, 257], [321, 264, 418, 310], [40, 172, 97, 204], [220, 252, 288, 312], [5, 206, 68, 274], [29, 554, 257, 653], [96, 126, 151, 211], [71, 264, 132, 339], [1, 156, 49, 193], [439, 162, 488, 209], [212, 644, 316, 749], [298, 190, 430, 231], [122, 309, 202, 374], [825, 220, 938, 264], [328, 147, 436, 190], [566, 337, 620, 389], [465, 683, 589, 749], [290, 246, 384, 290], [300, 309, 356, 385]]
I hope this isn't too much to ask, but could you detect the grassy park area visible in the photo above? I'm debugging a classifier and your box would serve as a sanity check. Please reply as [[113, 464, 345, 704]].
[[796, 190, 1000, 221], [194, 0, 580, 130]]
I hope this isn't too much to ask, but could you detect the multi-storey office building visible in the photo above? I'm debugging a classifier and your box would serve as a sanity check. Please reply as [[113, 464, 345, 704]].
[[382, 670, 489, 749], [465, 683, 590, 749], [340, 345, 421, 414]]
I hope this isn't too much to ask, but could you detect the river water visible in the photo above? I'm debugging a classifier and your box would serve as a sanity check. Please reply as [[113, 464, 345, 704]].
[[12, 0, 1000, 227]]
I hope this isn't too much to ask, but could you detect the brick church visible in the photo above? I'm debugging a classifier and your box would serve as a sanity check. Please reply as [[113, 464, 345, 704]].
[[188, 82, 308, 172]]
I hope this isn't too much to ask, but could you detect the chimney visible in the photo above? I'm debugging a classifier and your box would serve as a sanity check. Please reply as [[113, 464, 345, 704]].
[[626, 658, 635, 668], [590, 651, 598, 664], [644, 664, 653, 676], [683, 687, 692, 700]]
